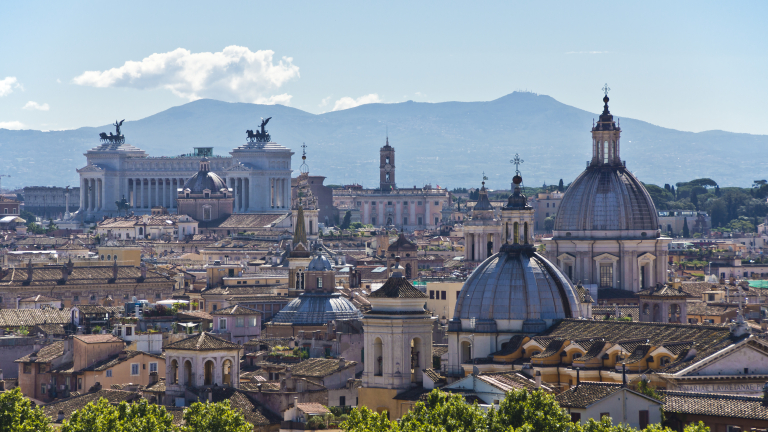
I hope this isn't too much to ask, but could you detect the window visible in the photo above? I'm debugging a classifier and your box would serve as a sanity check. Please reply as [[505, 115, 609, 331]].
[[387, 201, 392, 205], [434, 201, 438, 206], [429, 290, 435, 299], [90, 294, 96, 301], [547, 203, 550, 208], [371, 201, 376, 205], [106, 255, 111, 260], [356, 201, 361, 206], [155, 293, 161, 299], [339, 396, 346, 406], [249, 317, 259, 327], [73, 295, 79, 302], [106, 369, 113, 377], [236, 317, 244, 327], [131, 364, 139, 375], [418, 201, 422, 206], [212, 304, 217, 311], [125, 327, 133, 336], [78, 378, 82, 390], [150, 362, 158, 373], [639, 410, 649, 429], [41, 383, 47, 395], [23, 364, 32, 374], [100, 255, 105, 260], [371, 217, 376, 225], [203, 207, 211, 220], [441, 291, 446, 300], [403, 217, 408, 225], [571, 413, 581, 422], [708, 294, 715, 301], [600, 413, 610, 420], [219, 318, 227, 330], [600, 264, 613, 288], [418, 217, 423, 225], [457, 291, 460, 299]]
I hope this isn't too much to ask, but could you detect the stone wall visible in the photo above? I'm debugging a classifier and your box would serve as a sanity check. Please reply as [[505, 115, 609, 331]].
[[23, 186, 80, 218], [0, 337, 39, 378]]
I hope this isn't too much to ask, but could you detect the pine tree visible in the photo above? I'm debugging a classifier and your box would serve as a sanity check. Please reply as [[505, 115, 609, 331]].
[[558, 179, 564, 192], [682, 217, 690, 238]]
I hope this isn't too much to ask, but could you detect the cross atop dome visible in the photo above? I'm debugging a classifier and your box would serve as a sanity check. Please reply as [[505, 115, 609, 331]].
[[300, 143, 309, 174]]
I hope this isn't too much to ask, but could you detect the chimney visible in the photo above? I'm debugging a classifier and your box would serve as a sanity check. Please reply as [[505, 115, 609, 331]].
[[534, 370, 541, 388], [67, 257, 74, 275], [57, 410, 65, 422], [576, 367, 580, 387], [118, 351, 128, 360], [149, 371, 158, 386], [621, 363, 627, 387], [140, 262, 147, 279], [112, 259, 118, 280], [257, 382, 262, 392], [61, 265, 69, 282], [338, 357, 346, 369], [25, 260, 33, 285]]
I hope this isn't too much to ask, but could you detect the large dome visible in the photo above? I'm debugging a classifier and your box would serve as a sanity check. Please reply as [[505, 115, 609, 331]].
[[553, 166, 658, 233], [183, 158, 228, 194], [270, 293, 363, 326], [451, 244, 581, 331]]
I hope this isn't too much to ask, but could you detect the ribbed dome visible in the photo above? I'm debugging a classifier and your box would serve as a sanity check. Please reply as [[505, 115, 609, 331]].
[[307, 254, 333, 271], [452, 244, 580, 324], [183, 159, 228, 194], [270, 293, 363, 326], [554, 166, 658, 232]]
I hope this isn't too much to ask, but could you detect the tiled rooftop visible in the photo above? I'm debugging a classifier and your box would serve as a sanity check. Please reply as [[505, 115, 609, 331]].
[[289, 358, 357, 378], [15, 341, 64, 363], [41, 390, 141, 422], [661, 390, 768, 420], [369, 276, 426, 299], [165, 332, 241, 351]]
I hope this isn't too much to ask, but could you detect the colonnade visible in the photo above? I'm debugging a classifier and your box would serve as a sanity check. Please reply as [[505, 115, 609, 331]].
[[228, 177, 250, 213], [129, 177, 186, 211], [80, 178, 104, 213], [269, 177, 288, 210]]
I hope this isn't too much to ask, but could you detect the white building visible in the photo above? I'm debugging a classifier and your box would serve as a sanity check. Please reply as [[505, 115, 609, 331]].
[[76, 122, 293, 221]]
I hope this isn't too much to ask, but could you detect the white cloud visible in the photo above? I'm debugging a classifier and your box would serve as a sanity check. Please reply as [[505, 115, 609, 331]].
[[319, 96, 332, 108], [23, 101, 50, 111], [332, 94, 382, 111], [56, 78, 61, 83], [0, 121, 25, 130], [73, 46, 300, 104], [0, 77, 22, 97]]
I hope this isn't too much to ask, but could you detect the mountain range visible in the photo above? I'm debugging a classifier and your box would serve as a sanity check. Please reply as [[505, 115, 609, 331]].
[[1, 92, 766, 191]]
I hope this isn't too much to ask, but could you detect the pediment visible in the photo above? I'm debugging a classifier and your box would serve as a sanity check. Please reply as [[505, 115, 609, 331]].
[[593, 253, 619, 262], [637, 252, 656, 262], [224, 163, 253, 172], [677, 338, 768, 377], [77, 164, 104, 173], [558, 253, 575, 262]]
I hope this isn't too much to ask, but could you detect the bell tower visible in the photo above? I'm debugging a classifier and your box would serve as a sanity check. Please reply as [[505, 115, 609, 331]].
[[379, 137, 395, 192], [501, 156, 534, 245]]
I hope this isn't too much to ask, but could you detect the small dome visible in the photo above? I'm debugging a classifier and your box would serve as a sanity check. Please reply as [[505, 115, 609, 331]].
[[183, 159, 227, 194], [307, 254, 333, 272], [270, 293, 363, 326], [452, 244, 580, 324], [554, 167, 658, 232]]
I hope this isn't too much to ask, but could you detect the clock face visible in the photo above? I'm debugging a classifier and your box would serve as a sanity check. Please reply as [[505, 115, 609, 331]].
[[385, 164, 392, 171]]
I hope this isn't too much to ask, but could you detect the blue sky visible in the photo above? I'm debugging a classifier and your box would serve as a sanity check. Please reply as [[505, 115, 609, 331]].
[[1, 1, 766, 134]]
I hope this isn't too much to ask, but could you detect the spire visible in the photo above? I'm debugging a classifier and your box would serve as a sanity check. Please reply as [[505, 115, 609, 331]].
[[590, 85, 622, 166], [294, 205, 307, 246]]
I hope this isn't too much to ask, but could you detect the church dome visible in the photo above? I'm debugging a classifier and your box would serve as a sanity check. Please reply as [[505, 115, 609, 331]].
[[451, 244, 581, 331], [270, 293, 363, 326], [183, 158, 228, 194], [553, 167, 658, 233], [307, 254, 333, 271]]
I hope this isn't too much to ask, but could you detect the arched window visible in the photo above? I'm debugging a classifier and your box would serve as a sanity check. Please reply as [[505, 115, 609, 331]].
[[222, 359, 233, 386], [523, 222, 529, 244], [204, 360, 214, 385], [138, 227, 144, 236], [374, 338, 383, 376], [184, 360, 192, 386], [170, 360, 178, 384], [513, 222, 519, 244], [461, 341, 472, 364], [572, 352, 582, 360], [411, 338, 423, 382]]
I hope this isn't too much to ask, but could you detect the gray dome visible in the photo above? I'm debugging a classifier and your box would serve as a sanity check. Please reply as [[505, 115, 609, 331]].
[[183, 160, 227, 194], [554, 166, 658, 232], [452, 244, 580, 323], [270, 293, 363, 326], [307, 254, 333, 271]]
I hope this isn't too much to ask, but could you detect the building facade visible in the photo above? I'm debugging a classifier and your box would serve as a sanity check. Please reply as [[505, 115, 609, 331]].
[[22, 187, 80, 218], [332, 138, 451, 230], [76, 122, 292, 221]]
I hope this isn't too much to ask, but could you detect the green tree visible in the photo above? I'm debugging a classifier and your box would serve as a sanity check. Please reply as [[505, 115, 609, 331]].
[[690, 191, 699, 210], [489, 389, 573, 432], [558, 179, 564, 192], [181, 400, 253, 432], [341, 211, 352, 229], [0, 388, 54, 432], [399, 391, 487, 432], [709, 199, 728, 227], [61, 398, 175, 432], [682, 217, 690, 237], [341, 406, 393, 432], [544, 216, 556, 232]]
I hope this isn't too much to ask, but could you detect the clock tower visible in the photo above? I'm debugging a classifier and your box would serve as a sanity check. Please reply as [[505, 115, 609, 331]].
[[379, 137, 396, 192]]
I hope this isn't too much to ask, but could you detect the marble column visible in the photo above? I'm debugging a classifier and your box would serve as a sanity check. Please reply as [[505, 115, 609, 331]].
[[79, 178, 86, 213]]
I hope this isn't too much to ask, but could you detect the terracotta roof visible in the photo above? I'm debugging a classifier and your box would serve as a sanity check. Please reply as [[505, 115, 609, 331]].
[[661, 390, 768, 420], [592, 306, 639, 320], [432, 344, 449, 358], [490, 335, 525, 356], [578, 340, 608, 361], [74, 334, 122, 344], [42, 389, 141, 422], [98, 214, 193, 228], [74, 305, 109, 314], [211, 305, 260, 316], [0, 265, 170, 287], [15, 341, 64, 363], [681, 282, 762, 298], [686, 301, 739, 317], [165, 332, 241, 351], [369, 277, 426, 299], [624, 344, 652, 363], [555, 382, 627, 408], [387, 233, 417, 251], [20, 295, 59, 302], [0, 308, 71, 327], [295, 403, 330, 415], [540, 319, 736, 373], [208, 387, 282, 426], [477, 371, 551, 392], [31, 323, 66, 335], [177, 310, 213, 320], [422, 368, 446, 385], [289, 358, 357, 378], [144, 378, 166, 393], [244, 337, 294, 349], [532, 339, 565, 358], [203, 286, 276, 296]]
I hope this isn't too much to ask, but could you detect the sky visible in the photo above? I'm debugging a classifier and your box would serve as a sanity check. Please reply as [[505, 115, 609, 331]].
[[1, 1, 767, 134]]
